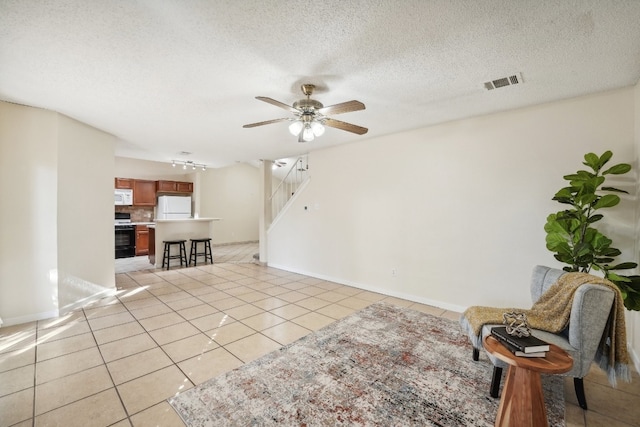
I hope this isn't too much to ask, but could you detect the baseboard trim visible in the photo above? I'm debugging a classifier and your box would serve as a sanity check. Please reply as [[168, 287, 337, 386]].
[[58, 287, 118, 316], [0, 309, 60, 328], [266, 262, 466, 314]]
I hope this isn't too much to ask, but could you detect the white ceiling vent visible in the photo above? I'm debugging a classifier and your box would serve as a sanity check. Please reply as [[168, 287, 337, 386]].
[[484, 73, 523, 90]]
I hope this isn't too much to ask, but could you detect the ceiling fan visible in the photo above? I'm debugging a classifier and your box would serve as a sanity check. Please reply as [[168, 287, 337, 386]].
[[243, 84, 368, 142]]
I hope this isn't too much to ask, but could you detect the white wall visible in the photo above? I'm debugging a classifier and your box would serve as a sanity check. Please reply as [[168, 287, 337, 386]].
[[0, 101, 117, 325], [57, 115, 116, 312], [199, 163, 259, 244], [0, 102, 60, 324], [268, 88, 636, 314]]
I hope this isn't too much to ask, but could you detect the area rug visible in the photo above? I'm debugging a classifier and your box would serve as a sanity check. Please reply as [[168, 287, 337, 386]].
[[169, 302, 564, 426]]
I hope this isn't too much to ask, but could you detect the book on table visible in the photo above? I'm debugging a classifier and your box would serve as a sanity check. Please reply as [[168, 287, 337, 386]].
[[490, 326, 550, 354], [494, 335, 547, 357]]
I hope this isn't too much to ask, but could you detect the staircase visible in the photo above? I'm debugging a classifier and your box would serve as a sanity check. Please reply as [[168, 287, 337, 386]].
[[270, 155, 309, 223]]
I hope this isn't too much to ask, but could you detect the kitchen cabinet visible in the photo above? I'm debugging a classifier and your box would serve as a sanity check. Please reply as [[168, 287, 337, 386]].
[[133, 180, 156, 206], [156, 180, 193, 193], [176, 181, 193, 192], [115, 177, 134, 189], [135, 225, 149, 256]]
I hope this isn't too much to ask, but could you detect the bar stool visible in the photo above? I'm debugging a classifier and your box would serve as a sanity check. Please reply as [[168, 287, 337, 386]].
[[189, 238, 213, 266], [162, 240, 187, 270]]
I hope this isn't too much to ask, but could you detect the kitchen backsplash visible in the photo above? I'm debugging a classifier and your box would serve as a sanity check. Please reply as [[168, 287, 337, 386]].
[[115, 206, 154, 222]]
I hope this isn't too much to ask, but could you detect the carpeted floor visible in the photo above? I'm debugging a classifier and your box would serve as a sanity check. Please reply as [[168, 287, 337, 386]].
[[169, 302, 564, 426]]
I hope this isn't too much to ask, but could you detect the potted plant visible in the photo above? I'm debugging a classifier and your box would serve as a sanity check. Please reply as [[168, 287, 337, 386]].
[[544, 151, 640, 310]]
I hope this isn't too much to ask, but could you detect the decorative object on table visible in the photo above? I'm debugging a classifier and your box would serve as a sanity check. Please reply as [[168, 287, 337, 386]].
[[170, 303, 565, 426], [544, 150, 640, 311], [460, 265, 631, 410], [502, 311, 531, 337]]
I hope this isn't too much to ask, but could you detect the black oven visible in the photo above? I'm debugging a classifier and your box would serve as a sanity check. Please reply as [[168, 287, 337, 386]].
[[115, 213, 136, 258]]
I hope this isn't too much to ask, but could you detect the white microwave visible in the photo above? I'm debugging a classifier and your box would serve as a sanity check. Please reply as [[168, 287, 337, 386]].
[[114, 189, 133, 205]]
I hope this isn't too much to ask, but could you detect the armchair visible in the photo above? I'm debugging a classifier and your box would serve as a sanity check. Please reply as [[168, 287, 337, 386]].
[[467, 265, 615, 410]]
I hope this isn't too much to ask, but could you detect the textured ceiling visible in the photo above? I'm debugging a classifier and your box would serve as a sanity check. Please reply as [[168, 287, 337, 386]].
[[1, 1, 640, 168]]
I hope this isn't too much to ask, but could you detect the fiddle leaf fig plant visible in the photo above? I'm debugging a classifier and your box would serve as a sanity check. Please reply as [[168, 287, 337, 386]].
[[544, 151, 640, 310]]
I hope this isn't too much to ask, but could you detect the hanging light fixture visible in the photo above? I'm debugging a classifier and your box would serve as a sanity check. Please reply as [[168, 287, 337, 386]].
[[310, 121, 325, 137], [171, 160, 207, 171], [289, 115, 325, 142], [288, 121, 304, 136]]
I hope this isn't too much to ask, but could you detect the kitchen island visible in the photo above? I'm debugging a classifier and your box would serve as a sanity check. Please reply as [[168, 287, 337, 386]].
[[148, 218, 221, 267]]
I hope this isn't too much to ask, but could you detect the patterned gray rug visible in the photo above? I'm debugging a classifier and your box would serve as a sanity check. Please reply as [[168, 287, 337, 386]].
[[169, 302, 564, 426]]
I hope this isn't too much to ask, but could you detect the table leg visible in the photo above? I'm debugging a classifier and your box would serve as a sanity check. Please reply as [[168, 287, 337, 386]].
[[495, 365, 548, 427]]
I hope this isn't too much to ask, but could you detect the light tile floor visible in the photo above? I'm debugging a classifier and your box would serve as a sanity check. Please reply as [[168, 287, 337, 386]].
[[1, 243, 639, 426]]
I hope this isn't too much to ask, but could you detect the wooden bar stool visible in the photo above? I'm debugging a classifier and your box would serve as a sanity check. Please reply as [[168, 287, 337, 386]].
[[162, 240, 187, 270], [189, 238, 213, 266]]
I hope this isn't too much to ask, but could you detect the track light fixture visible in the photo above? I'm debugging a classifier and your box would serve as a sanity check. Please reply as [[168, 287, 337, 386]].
[[171, 160, 207, 171]]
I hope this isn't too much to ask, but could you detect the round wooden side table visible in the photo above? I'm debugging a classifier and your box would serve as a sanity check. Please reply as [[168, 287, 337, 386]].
[[483, 335, 573, 427]]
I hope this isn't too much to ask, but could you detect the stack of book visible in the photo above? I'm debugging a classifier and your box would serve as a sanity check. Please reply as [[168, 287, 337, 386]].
[[490, 326, 550, 358]]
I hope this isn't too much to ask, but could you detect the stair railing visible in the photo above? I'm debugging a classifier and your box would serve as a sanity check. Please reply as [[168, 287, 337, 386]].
[[269, 155, 309, 221]]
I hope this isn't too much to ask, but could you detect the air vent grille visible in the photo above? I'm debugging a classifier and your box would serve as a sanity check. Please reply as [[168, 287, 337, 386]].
[[484, 73, 523, 90]]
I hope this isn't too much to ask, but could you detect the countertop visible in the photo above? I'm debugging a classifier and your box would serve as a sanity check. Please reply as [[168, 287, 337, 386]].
[[154, 218, 221, 223]]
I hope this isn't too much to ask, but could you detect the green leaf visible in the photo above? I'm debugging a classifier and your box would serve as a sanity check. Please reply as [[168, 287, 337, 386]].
[[623, 293, 640, 311], [587, 214, 604, 223], [598, 151, 613, 168], [583, 153, 600, 171], [577, 193, 597, 206], [593, 194, 620, 209], [608, 262, 638, 270], [601, 186, 629, 194], [600, 248, 621, 257], [602, 163, 631, 175]]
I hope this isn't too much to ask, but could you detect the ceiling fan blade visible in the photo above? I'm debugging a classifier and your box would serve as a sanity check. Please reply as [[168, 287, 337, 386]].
[[242, 118, 289, 128], [324, 118, 368, 135], [256, 96, 299, 113], [317, 100, 365, 116]]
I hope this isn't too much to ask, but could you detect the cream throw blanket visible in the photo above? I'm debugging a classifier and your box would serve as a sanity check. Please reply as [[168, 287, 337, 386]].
[[460, 272, 631, 386]]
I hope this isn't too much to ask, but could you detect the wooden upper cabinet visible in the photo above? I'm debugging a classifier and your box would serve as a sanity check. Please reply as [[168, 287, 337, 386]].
[[156, 180, 176, 192], [176, 181, 194, 193], [115, 177, 134, 189], [133, 180, 156, 206], [156, 180, 193, 194]]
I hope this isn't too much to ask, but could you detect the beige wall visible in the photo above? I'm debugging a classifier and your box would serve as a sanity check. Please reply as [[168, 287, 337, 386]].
[[0, 101, 116, 326], [57, 115, 116, 312], [199, 163, 259, 244], [0, 102, 60, 324], [268, 88, 636, 312]]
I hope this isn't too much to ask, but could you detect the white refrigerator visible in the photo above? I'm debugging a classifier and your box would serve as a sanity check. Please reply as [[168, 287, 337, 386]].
[[157, 196, 192, 219]]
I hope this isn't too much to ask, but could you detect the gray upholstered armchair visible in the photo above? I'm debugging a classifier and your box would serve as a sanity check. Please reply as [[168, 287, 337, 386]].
[[471, 265, 615, 410]]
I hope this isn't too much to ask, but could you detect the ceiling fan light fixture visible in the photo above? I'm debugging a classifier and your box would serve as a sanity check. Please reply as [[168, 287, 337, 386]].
[[289, 120, 304, 136], [244, 84, 368, 142], [311, 121, 325, 137], [302, 125, 315, 142]]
